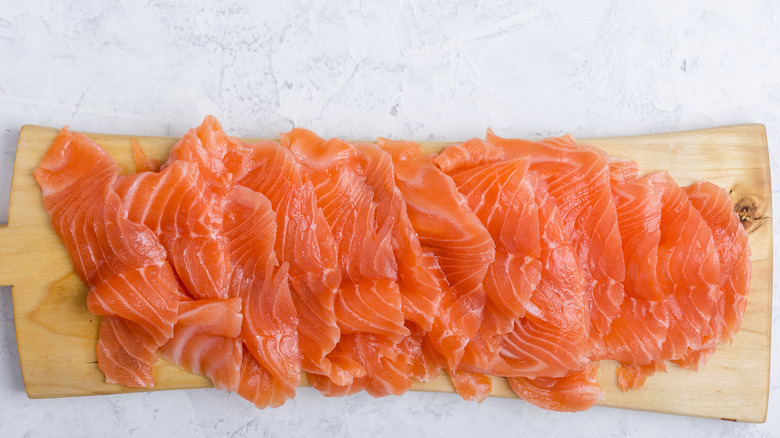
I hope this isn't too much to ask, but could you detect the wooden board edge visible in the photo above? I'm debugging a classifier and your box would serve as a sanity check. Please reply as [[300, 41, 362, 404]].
[[0, 127, 30, 284], [584, 122, 768, 142], [745, 123, 772, 425], [11, 122, 771, 145], [22, 367, 771, 423]]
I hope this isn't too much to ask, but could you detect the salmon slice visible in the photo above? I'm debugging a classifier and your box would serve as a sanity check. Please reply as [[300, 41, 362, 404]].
[[609, 159, 664, 301], [224, 186, 302, 394], [308, 333, 412, 398], [448, 368, 493, 402], [616, 362, 666, 392], [305, 343, 365, 398], [604, 298, 669, 370], [675, 181, 750, 368], [281, 131, 396, 282], [352, 142, 443, 333], [457, 304, 510, 374], [114, 160, 231, 300], [608, 157, 640, 184], [131, 138, 162, 173], [158, 298, 243, 391], [489, 200, 591, 381], [238, 346, 296, 409], [655, 172, 722, 361], [507, 364, 602, 412], [611, 172, 722, 388], [378, 138, 494, 370], [518, 175, 588, 344], [282, 129, 422, 395], [604, 161, 668, 367], [164, 115, 234, 193], [356, 333, 414, 397], [305, 334, 368, 397], [492, 317, 592, 378], [96, 317, 158, 388], [398, 334, 444, 383], [282, 129, 408, 343], [686, 181, 751, 344], [434, 144, 543, 321], [223, 139, 343, 381], [435, 139, 587, 400], [487, 131, 625, 345], [434, 139, 588, 383], [34, 128, 180, 387], [331, 280, 407, 341]]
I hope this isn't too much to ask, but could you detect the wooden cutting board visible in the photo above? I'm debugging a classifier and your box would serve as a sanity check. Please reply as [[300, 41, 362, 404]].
[[0, 124, 772, 422]]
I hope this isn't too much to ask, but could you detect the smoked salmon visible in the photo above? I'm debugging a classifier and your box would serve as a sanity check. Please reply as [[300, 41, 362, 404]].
[[224, 186, 302, 394], [486, 131, 626, 347], [34, 128, 180, 387], [113, 160, 231, 301], [508, 364, 602, 412], [379, 138, 494, 371], [435, 139, 589, 380], [223, 138, 345, 383], [352, 143, 442, 333], [683, 182, 751, 348], [604, 161, 668, 368], [35, 116, 752, 413], [282, 129, 408, 343], [158, 297, 243, 392]]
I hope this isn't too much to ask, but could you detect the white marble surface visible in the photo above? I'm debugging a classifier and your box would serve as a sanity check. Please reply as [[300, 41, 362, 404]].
[[1, 1, 777, 436]]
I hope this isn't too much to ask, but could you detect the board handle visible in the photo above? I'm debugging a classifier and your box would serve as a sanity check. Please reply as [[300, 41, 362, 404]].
[[0, 136, 12, 284], [0, 224, 14, 285]]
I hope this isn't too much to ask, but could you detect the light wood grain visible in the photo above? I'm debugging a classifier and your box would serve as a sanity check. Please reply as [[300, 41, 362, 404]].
[[0, 124, 771, 422]]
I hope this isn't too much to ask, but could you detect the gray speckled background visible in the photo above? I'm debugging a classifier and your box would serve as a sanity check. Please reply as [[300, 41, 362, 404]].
[[0, 1, 777, 436]]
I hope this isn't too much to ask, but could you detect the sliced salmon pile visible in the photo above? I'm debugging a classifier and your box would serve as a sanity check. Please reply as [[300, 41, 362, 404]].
[[34, 116, 751, 412]]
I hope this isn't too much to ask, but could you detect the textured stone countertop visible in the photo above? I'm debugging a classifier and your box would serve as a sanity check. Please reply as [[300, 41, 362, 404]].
[[0, 1, 777, 436]]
